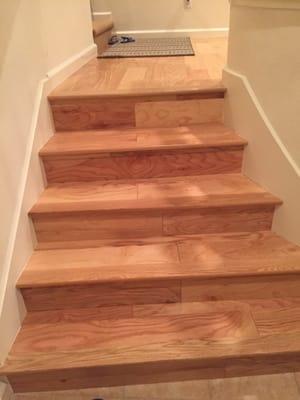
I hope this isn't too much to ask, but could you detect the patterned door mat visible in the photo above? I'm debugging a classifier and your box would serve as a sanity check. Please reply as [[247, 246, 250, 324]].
[[100, 37, 195, 58]]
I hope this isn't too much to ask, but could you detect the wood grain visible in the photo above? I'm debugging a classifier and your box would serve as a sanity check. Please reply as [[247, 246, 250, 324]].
[[18, 231, 300, 288], [50, 92, 225, 131], [12, 309, 258, 354], [135, 99, 224, 128], [21, 280, 181, 311], [41, 124, 246, 184], [163, 205, 275, 236], [4, 300, 300, 392], [182, 275, 300, 302], [49, 38, 227, 98], [4, 36, 300, 394], [29, 174, 280, 242], [31, 212, 163, 242], [30, 174, 280, 214], [40, 124, 247, 154], [42, 149, 244, 184]]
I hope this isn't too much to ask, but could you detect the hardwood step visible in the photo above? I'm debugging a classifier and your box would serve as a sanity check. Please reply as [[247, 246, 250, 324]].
[[17, 232, 300, 311], [18, 231, 300, 311], [48, 87, 225, 131], [3, 299, 300, 392], [40, 123, 247, 183], [29, 174, 281, 242]]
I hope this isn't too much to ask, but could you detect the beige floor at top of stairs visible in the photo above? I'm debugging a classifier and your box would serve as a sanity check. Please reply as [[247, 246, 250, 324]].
[[50, 37, 227, 97]]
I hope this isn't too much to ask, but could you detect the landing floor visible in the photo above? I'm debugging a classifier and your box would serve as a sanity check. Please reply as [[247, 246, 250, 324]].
[[51, 37, 227, 97]]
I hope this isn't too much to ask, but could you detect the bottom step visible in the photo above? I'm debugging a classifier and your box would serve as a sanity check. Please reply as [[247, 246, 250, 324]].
[[2, 299, 300, 392]]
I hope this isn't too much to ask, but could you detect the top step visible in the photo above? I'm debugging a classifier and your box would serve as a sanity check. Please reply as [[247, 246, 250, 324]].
[[48, 37, 227, 130]]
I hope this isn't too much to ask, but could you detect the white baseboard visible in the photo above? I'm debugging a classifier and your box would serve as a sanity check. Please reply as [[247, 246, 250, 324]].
[[0, 382, 12, 400], [0, 43, 97, 366], [232, 0, 300, 10], [92, 11, 112, 18], [115, 28, 229, 38]]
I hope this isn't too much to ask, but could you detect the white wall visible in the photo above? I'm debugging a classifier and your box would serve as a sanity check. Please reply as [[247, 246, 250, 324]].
[[92, 0, 229, 34], [0, 0, 94, 365], [224, 0, 300, 245]]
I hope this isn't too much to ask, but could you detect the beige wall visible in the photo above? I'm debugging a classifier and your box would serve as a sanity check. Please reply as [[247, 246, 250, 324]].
[[224, 0, 300, 245], [0, 0, 94, 365], [227, 2, 300, 166], [92, 0, 229, 32], [41, 1, 93, 71]]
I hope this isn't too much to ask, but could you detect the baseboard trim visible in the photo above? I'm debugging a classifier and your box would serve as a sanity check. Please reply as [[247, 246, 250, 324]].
[[0, 43, 97, 366], [46, 44, 97, 90], [93, 11, 112, 17], [115, 28, 229, 38], [0, 382, 12, 400], [223, 67, 300, 177], [232, 0, 300, 10]]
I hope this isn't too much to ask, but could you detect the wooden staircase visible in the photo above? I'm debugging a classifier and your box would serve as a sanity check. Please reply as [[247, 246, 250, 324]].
[[2, 84, 300, 393]]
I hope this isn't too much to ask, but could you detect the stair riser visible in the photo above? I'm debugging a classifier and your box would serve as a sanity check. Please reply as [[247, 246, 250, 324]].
[[31, 205, 275, 243], [49, 94, 224, 131], [42, 148, 244, 184], [20, 274, 300, 312], [8, 353, 300, 393]]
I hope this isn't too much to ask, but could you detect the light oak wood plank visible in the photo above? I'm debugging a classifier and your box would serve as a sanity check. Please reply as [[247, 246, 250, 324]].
[[135, 99, 224, 128], [21, 281, 181, 311], [32, 213, 163, 242], [182, 275, 300, 302], [30, 174, 281, 215], [50, 38, 227, 98], [40, 124, 247, 155], [24, 306, 133, 325], [11, 310, 258, 355], [17, 232, 300, 288], [163, 206, 275, 236], [43, 149, 244, 184]]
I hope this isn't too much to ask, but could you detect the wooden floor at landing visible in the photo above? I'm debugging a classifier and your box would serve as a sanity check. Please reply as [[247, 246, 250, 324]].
[[51, 37, 227, 97]]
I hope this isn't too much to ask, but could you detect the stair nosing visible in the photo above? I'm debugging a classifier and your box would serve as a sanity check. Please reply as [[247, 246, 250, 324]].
[[40, 142, 246, 159], [39, 123, 247, 158], [29, 194, 281, 217], [17, 262, 300, 289], [48, 85, 227, 102]]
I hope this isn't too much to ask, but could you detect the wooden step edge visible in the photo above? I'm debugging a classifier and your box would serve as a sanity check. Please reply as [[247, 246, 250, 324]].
[[28, 193, 282, 217], [48, 85, 227, 103], [16, 260, 300, 289], [2, 331, 300, 377], [32, 230, 286, 251], [39, 140, 247, 159]]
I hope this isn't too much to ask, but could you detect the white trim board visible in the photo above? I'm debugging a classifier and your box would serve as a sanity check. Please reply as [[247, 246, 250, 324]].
[[0, 383, 12, 400], [232, 0, 300, 10], [115, 28, 229, 38], [92, 12, 112, 16], [0, 44, 97, 365], [224, 67, 300, 177]]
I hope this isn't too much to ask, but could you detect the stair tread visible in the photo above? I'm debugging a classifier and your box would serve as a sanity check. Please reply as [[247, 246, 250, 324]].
[[40, 123, 247, 157], [30, 173, 281, 215], [3, 299, 300, 374], [18, 231, 300, 288]]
